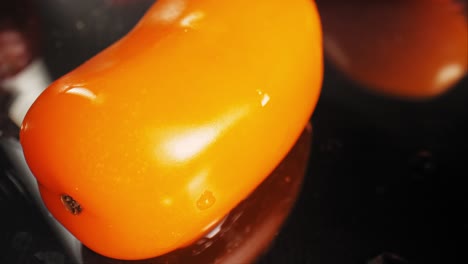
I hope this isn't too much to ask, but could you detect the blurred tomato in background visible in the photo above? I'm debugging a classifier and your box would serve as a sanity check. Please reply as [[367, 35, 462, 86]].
[[0, 0, 40, 81], [318, 0, 467, 100]]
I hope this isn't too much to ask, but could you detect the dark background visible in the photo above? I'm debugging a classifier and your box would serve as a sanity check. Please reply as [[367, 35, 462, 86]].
[[2, 0, 468, 263]]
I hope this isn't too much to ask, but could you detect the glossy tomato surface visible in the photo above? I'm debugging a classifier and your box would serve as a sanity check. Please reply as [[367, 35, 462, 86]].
[[318, 0, 467, 99], [20, 0, 322, 260]]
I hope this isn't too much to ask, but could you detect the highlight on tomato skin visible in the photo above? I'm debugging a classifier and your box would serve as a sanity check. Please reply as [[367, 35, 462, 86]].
[[82, 125, 313, 264], [318, 0, 467, 100], [19, 0, 323, 260]]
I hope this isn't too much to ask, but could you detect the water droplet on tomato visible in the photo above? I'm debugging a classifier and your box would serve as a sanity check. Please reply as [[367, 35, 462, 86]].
[[196, 190, 215, 210], [256, 89, 270, 107]]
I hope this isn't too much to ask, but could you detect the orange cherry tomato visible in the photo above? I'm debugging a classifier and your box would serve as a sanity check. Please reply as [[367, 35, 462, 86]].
[[20, 0, 323, 260], [319, 0, 467, 99]]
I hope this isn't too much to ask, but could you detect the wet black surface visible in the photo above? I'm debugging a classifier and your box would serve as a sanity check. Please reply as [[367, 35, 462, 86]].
[[2, 0, 468, 263], [259, 73, 468, 264]]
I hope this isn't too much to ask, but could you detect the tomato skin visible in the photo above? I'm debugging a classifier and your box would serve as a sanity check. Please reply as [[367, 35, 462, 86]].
[[319, 0, 467, 99], [20, 0, 322, 260]]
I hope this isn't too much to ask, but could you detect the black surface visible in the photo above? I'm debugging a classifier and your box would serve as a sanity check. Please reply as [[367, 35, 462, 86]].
[[259, 69, 468, 264]]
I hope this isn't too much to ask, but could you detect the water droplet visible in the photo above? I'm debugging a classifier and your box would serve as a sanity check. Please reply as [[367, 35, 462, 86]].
[[256, 89, 270, 107], [196, 190, 215, 210]]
